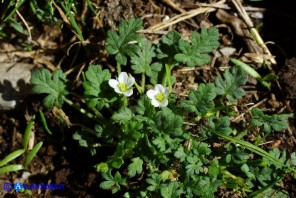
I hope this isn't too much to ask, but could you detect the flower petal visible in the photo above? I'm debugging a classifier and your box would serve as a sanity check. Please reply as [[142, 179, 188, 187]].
[[151, 99, 160, 107], [124, 89, 133, 97], [118, 72, 128, 83], [146, 90, 157, 99], [126, 76, 135, 87], [159, 99, 168, 107], [164, 87, 170, 96], [113, 86, 122, 94], [109, 79, 119, 88], [154, 84, 165, 93]]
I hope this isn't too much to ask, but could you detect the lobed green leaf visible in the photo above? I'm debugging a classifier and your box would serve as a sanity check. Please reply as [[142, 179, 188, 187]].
[[181, 83, 216, 116], [250, 108, 293, 133], [215, 66, 247, 102], [127, 157, 143, 177], [105, 18, 143, 65], [30, 69, 68, 109], [175, 28, 219, 67], [83, 65, 111, 108], [131, 38, 156, 74]]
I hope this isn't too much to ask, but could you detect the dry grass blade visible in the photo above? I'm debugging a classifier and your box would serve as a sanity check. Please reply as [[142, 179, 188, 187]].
[[147, 0, 226, 31], [230, 0, 276, 67], [162, 0, 187, 14]]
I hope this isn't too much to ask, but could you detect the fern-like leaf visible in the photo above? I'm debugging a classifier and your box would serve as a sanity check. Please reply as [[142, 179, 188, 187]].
[[131, 38, 161, 76], [181, 83, 217, 116], [105, 18, 143, 65], [82, 65, 111, 109], [30, 69, 68, 109], [250, 108, 293, 133], [215, 66, 247, 102], [174, 28, 219, 67]]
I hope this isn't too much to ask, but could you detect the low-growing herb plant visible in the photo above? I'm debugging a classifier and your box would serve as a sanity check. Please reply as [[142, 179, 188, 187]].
[[30, 18, 296, 197]]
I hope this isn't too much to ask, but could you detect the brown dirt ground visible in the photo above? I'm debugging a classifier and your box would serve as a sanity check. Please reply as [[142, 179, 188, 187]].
[[1, 0, 296, 197]]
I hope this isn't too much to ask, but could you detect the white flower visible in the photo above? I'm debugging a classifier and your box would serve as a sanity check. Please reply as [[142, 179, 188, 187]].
[[146, 84, 169, 107], [108, 72, 135, 97]]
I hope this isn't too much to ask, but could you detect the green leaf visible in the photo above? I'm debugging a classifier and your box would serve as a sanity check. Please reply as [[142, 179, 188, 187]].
[[215, 66, 247, 102], [131, 38, 155, 74], [105, 18, 143, 65], [253, 166, 273, 186], [30, 69, 68, 109], [231, 58, 274, 90], [0, 149, 25, 167], [267, 148, 288, 169], [0, 164, 23, 174], [112, 108, 133, 124], [127, 157, 143, 177], [156, 30, 181, 64], [8, 18, 28, 35], [23, 115, 35, 149], [209, 116, 232, 136], [192, 177, 221, 198], [100, 180, 116, 190], [83, 65, 111, 108], [154, 108, 183, 136], [262, 73, 278, 82], [135, 95, 155, 117], [24, 141, 43, 168], [241, 164, 255, 179], [254, 188, 289, 198], [210, 128, 296, 173], [175, 28, 219, 67], [160, 182, 182, 198], [186, 156, 203, 176], [100, 171, 126, 194], [291, 152, 296, 166], [95, 162, 109, 173], [152, 135, 166, 152], [174, 146, 187, 162], [146, 173, 162, 191], [180, 83, 216, 116], [148, 62, 171, 85], [208, 160, 220, 177], [250, 108, 293, 133], [231, 58, 261, 80], [72, 128, 101, 156], [111, 157, 124, 169]]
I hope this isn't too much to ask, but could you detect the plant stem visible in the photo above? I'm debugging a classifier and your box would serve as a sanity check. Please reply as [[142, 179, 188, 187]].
[[68, 11, 84, 41], [3, 0, 26, 21], [122, 96, 128, 108], [64, 98, 105, 124], [60, 2, 84, 42], [165, 63, 172, 92], [134, 80, 143, 94], [249, 175, 283, 197], [255, 131, 271, 146], [220, 170, 237, 179], [64, 98, 94, 118], [141, 72, 146, 92], [117, 62, 121, 75]]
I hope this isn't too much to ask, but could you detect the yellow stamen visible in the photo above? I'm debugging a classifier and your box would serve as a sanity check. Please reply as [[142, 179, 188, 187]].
[[118, 83, 128, 92], [155, 92, 165, 102]]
